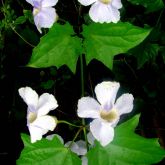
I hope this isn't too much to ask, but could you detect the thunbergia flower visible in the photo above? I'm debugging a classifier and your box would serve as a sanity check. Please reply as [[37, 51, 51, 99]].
[[65, 140, 87, 156], [18, 87, 58, 143], [26, 0, 58, 33], [65, 140, 88, 165], [46, 133, 64, 144], [77, 81, 134, 146], [78, 0, 122, 23]]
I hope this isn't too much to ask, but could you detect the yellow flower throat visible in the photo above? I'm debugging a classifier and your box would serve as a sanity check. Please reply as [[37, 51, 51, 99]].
[[100, 0, 112, 4], [100, 109, 118, 122]]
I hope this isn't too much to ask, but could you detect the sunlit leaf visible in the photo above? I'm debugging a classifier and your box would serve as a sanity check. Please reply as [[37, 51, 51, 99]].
[[28, 23, 82, 73], [17, 134, 81, 165], [87, 115, 165, 165], [82, 22, 151, 69]]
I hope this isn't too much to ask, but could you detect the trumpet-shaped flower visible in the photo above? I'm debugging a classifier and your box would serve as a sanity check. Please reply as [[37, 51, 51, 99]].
[[18, 87, 58, 143], [77, 81, 134, 146], [26, 0, 58, 33], [78, 0, 122, 23]]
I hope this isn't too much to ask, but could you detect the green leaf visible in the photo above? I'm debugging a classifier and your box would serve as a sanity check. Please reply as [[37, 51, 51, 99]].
[[14, 16, 26, 25], [40, 80, 55, 89], [17, 134, 81, 165], [160, 46, 165, 64], [82, 22, 151, 69], [87, 115, 165, 165], [28, 23, 82, 73], [128, 0, 164, 13], [23, 10, 33, 23], [131, 43, 159, 69]]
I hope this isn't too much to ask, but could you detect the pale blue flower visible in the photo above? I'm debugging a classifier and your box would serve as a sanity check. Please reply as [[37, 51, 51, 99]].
[[77, 81, 134, 146], [78, 0, 122, 23], [26, 0, 58, 33], [19, 87, 58, 143]]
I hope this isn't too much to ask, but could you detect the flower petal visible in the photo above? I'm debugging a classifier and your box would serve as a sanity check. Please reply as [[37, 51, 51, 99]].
[[28, 125, 48, 143], [65, 140, 87, 155], [76, 140, 87, 155], [33, 7, 57, 33], [95, 81, 120, 108], [87, 132, 95, 146], [112, 0, 122, 9], [37, 93, 58, 116], [90, 119, 114, 146], [89, 2, 120, 23], [77, 97, 100, 119], [18, 87, 38, 112], [65, 141, 79, 154], [42, 0, 58, 7], [108, 4, 121, 23], [78, 0, 96, 6], [46, 134, 64, 144], [111, 116, 120, 127], [114, 94, 134, 115], [31, 115, 57, 131], [82, 156, 88, 165], [26, 0, 37, 6]]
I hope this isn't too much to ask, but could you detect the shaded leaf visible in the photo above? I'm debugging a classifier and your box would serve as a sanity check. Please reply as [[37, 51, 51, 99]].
[[14, 16, 26, 25], [128, 0, 164, 13], [132, 43, 159, 68]]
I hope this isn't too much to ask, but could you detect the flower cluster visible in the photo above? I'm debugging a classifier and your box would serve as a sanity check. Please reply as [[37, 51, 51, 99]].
[[26, 0, 122, 32], [19, 81, 133, 147]]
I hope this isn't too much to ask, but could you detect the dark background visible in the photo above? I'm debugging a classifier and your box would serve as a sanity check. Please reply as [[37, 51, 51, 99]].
[[0, 0, 165, 164]]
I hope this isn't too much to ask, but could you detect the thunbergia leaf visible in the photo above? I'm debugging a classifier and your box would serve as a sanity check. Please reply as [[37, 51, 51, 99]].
[[28, 23, 82, 73], [82, 22, 151, 69], [131, 43, 159, 69], [87, 115, 165, 165], [128, 0, 164, 13], [17, 134, 81, 165]]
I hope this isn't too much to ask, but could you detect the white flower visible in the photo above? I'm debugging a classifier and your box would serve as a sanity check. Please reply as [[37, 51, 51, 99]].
[[18, 86, 58, 143], [46, 133, 64, 144], [26, 0, 58, 33], [87, 132, 95, 146], [78, 0, 122, 23], [65, 140, 88, 165], [77, 81, 134, 146], [65, 140, 87, 156]]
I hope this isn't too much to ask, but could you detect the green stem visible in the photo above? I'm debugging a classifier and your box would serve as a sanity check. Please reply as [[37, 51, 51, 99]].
[[76, 2, 89, 151], [68, 126, 84, 148], [80, 54, 89, 151], [58, 120, 81, 128], [80, 54, 84, 97], [155, 7, 164, 27], [1, 0, 35, 48], [10, 26, 35, 47]]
